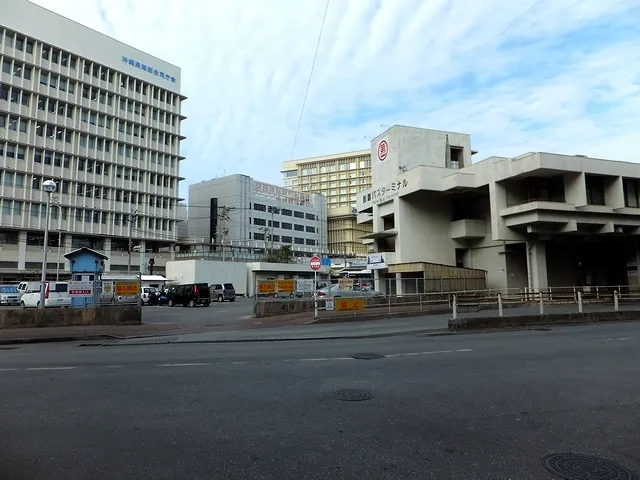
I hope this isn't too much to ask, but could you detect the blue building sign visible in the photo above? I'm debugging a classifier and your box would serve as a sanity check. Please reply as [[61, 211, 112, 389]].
[[121, 56, 176, 84]]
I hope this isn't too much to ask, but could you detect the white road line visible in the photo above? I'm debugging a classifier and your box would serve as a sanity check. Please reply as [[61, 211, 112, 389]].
[[26, 366, 76, 371], [157, 363, 210, 367], [456, 349, 473, 352], [232, 361, 248, 365], [0, 368, 19, 371], [106, 365, 123, 369], [618, 337, 628, 341], [300, 358, 329, 362], [330, 357, 355, 361]]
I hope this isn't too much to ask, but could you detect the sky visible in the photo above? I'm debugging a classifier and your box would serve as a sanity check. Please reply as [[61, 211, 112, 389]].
[[33, 0, 640, 201]]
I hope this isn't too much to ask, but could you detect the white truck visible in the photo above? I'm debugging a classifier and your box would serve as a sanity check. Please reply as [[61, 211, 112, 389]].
[[19, 282, 71, 308]]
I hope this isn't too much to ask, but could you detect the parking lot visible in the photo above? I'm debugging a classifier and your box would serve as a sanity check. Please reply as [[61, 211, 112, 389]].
[[141, 297, 255, 327]]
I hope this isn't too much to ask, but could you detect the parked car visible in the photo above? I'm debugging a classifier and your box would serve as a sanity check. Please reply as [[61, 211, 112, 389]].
[[315, 284, 384, 298], [140, 286, 158, 306], [17, 281, 42, 298], [20, 282, 72, 308], [210, 283, 236, 302], [0, 285, 20, 306], [167, 283, 211, 307]]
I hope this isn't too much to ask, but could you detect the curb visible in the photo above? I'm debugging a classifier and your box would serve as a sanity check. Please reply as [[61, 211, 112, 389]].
[[102, 328, 451, 346], [0, 334, 121, 345]]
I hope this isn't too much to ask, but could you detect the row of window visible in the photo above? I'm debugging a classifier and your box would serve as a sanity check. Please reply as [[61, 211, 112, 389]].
[[0, 115, 180, 160], [1, 63, 179, 123], [1, 170, 177, 208], [250, 232, 316, 246], [0, 199, 175, 232], [1, 28, 178, 107], [300, 160, 370, 175], [250, 217, 316, 232], [252, 203, 317, 220], [1, 143, 177, 184]]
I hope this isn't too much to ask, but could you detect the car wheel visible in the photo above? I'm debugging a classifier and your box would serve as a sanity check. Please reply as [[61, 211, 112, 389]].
[[204, 301, 210, 307], [189, 299, 196, 308], [20, 301, 25, 308], [229, 298, 235, 302], [168, 299, 174, 307], [218, 295, 224, 302], [289, 293, 294, 298]]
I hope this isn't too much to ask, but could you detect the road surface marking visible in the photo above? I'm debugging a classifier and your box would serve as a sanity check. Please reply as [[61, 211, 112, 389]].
[[330, 357, 355, 361], [300, 358, 329, 362], [157, 363, 210, 367], [386, 349, 471, 358], [106, 365, 123, 368], [0, 368, 19, 371], [618, 337, 628, 340], [26, 366, 76, 371], [232, 361, 248, 365], [456, 349, 473, 352]]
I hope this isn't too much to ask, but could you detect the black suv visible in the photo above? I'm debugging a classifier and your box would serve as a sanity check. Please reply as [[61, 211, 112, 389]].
[[167, 283, 211, 307]]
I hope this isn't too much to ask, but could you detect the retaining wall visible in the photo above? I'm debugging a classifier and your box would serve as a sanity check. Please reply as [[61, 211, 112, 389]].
[[0, 306, 142, 329]]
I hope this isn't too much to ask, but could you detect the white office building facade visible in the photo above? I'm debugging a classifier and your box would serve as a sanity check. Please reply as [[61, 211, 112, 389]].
[[0, 0, 185, 280], [188, 174, 328, 256]]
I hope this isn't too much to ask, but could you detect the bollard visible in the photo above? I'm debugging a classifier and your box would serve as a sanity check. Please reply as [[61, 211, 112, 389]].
[[539, 292, 544, 315], [388, 294, 391, 314], [420, 293, 423, 311], [577, 291, 583, 313], [498, 293, 503, 318], [452, 294, 458, 320], [614, 290, 619, 311]]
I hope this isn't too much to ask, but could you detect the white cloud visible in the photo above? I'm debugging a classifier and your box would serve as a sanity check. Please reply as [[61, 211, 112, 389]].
[[33, 0, 640, 198]]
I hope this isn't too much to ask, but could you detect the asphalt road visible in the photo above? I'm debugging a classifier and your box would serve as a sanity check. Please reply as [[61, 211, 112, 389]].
[[1, 323, 640, 479], [142, 297, 254, 327]]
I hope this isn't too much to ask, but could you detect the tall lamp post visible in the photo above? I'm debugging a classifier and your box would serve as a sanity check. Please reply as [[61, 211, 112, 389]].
[[39, 180, 57, 309]]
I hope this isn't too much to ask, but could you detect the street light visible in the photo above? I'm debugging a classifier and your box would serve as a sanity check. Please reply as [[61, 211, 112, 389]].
[[39, 179, 57, 309]]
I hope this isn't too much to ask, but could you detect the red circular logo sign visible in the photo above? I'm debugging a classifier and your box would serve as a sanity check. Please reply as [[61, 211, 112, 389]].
[[309, 255, 321, 271], [378, 140, 388, 161]]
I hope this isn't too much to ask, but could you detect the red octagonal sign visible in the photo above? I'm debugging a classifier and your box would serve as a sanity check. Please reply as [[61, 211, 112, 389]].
[[309, 255, 322, 271]]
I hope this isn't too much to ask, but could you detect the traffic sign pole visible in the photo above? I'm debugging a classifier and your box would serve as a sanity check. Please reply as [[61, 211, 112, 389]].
[[309, 255, 321, 319]]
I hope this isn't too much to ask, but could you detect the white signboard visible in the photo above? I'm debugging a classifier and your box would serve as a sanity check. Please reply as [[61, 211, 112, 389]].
[[359, 178, 410, 208], [367, 253, 388, 270], [296, 279, 314, 293], [325, 299, 335, 311], [68, 282, 94, 297]]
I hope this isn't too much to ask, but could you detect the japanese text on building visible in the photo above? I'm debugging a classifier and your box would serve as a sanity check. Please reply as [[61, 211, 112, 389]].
[[121, 56, 176, 83]]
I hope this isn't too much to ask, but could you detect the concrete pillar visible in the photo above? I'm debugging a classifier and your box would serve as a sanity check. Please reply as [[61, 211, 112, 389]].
[[17, 231, 27, 270], [138, 240, 146, 274], [374, 269, 386, 295], [103, 238, 112, 272], [63, 234, 72, 272], [395, 272, 404, 295], [527, 242, 548, 292]]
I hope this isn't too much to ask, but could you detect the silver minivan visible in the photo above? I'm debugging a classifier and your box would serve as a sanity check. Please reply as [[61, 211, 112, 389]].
[[210, 283, 236, 302]]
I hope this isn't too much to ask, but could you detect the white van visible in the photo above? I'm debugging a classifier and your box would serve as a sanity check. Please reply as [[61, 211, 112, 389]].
[[17, 281, 42, 298], [20, 282, 71, 308]]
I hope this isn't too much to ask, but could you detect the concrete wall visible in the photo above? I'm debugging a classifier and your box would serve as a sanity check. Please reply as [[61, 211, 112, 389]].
[[165, 260, 248, 295], [0, 306, 141, 329]]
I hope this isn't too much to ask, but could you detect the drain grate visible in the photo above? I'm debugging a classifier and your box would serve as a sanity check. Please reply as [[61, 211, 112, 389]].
[[352, 353, 384, 360], [330, 389, 374, 402], [542, 453, 637, 480]]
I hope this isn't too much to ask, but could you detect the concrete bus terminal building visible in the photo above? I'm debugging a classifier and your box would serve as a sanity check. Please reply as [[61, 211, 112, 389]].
[[357, 126, 640, 294]]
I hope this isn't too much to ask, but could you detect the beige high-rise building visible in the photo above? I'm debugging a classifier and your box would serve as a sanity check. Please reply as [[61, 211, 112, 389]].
[[282, 149, 372, 255]]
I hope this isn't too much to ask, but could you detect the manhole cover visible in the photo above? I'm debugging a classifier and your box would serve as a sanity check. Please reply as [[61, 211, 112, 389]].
[[542, 453, 637, 480], [352, 353, 384, 360], [330, 389, 374, 401]]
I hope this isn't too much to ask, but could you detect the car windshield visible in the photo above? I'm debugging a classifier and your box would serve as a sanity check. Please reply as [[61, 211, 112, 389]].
[[0, 286, 18, 293], [224, 283, 234, 289]]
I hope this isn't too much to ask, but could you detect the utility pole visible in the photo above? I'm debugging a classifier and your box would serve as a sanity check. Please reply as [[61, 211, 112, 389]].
[[268, 206, 280, 253], [127, 208, 138, 274]]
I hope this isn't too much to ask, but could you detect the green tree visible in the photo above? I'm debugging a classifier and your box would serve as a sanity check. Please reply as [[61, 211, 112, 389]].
[[263, 245, 294, 263]]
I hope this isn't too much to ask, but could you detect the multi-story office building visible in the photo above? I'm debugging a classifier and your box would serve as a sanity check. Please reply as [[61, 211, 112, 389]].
[[358, 125, 640, 294], [188, 174, 328, 256], [0, 0, 185, 281], [282, 150, 372, 255]]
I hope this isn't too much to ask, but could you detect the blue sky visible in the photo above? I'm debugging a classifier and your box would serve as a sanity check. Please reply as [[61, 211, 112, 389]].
[[34, 0, 640, 200]]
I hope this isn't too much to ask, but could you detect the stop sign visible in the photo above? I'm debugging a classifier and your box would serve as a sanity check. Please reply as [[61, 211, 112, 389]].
[[309, 255, 322, 271]]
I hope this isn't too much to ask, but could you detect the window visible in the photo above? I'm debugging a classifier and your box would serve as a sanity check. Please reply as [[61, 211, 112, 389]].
[[306, 239, 316, 246], [281, 236, 292, 244], [294, 211, 304, 218], [306, 226, 315, 233], [254, 232, 265, 240], [294, 237, 304, 245], [305, 213, 316, 220], [281, 222, 292, 230], [31, 204, 40, 217], [281, 208, 292, 216], [624, 179, 640, 208], [14, 174, 23, 187], [254, 218, 266, 226], [586, 175, 605, 206], [2, 59, 10, 74], [294, 224, 304, 231], [253, 203, 266, 212]]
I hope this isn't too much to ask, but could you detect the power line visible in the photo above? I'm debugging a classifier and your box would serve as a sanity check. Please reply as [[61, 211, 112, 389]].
[[289, 0, 331, 161]]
